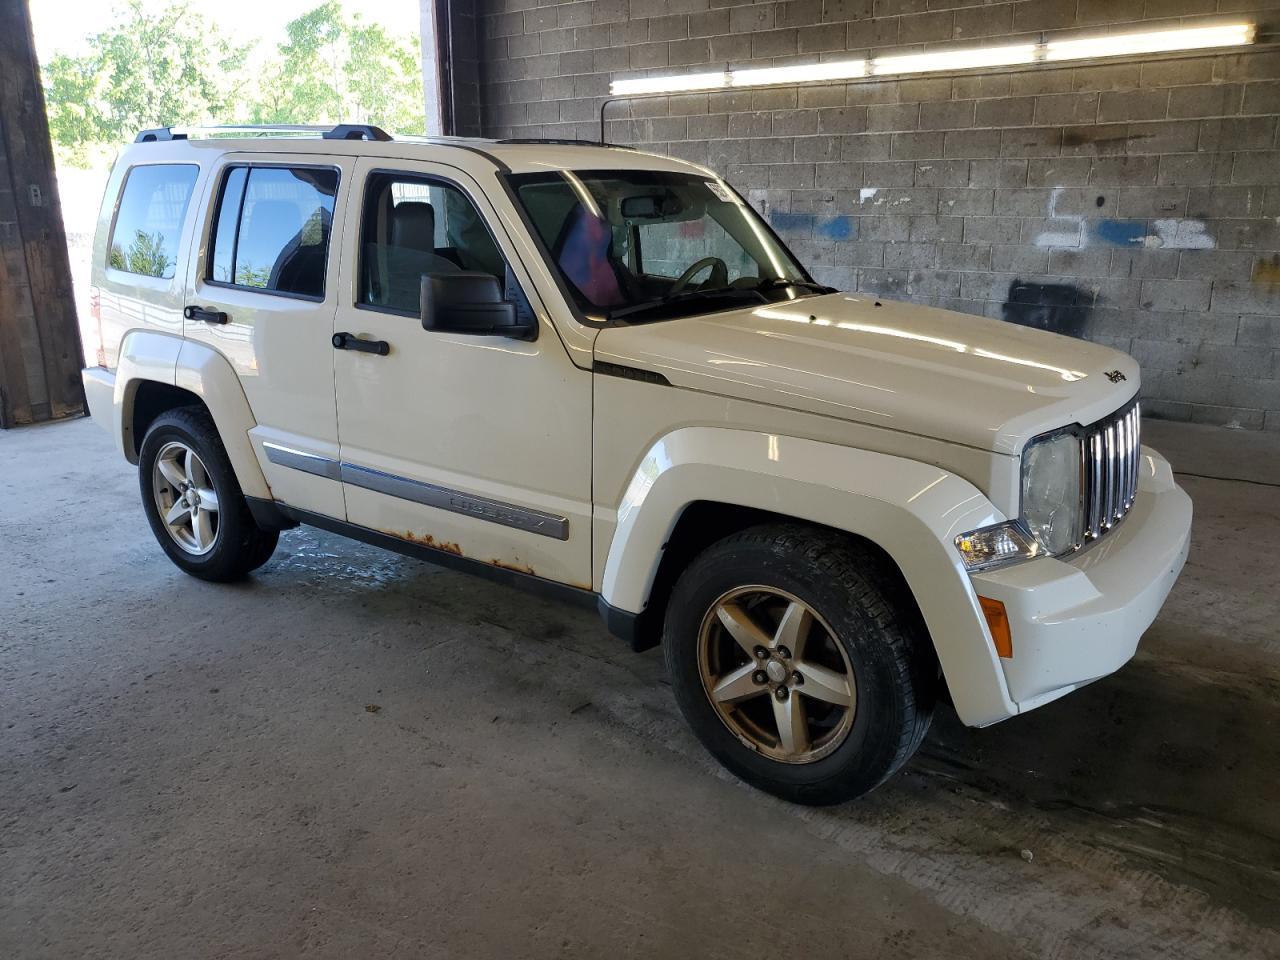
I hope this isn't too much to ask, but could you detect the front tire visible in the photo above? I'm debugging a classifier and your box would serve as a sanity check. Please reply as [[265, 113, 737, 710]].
[[663, 525, 936, 805], [138, 407, 279, 582]]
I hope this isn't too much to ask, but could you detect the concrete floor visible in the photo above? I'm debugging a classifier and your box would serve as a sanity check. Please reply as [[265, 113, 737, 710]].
[[1, 417, 1277, 959]]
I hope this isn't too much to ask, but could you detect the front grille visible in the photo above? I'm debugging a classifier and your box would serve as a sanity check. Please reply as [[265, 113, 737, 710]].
[[1082, 399, 1141, 543]]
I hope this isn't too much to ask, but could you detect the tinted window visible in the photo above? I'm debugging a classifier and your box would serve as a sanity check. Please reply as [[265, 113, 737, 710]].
[[360, 173, 521, 316], [108, 164, 199, 279], [208, 166, 339, 299], [509, 170, 809, 321]]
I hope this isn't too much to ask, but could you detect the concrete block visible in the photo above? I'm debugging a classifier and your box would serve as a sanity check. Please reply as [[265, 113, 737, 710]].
[[913, 160, 969, 188], [943, 129, 1002, 158], [816, 163, 864, 188], [991, 244, 1049, 274], [1232, 151, 1280, 185], [818, 107, 870, 135], [1177, 249, 1256, 282], [1197, 117, 1277, 152], [963, 217, 1022, 244], [938, 187, 994, 216], [866, 103, 920, 132], [793, 136, 842, 161], [1125, 121, 1199, 154], [891, 132, 945, 159], [730, 5, 773, 33], [937, 241, 992, 271], [975, 97, 1036, 128], [1168, 83, 1243, 119], [750, 29, 799, 58], [649, 15, 690, 41], [669, 38, 711, 64], [919, 100, 976, 131], [1098, 89, 1168, 122], [1210, 281, 1280, 315], [898, 11, 954, 43], [883, 241, 937, 269], [1028, 157, 1093, 187], [969, 159, 1028, 188], [909, 216, 963, 242], [1117, 187, 1188, 218], [1109, 249, 1180, 279], [1000, 127, 1062, 157], [1048, 247, 1111, 278], [1139, 279, 1212, 312], [841, 133, 894, 161], [1034, 93, 1099, 126], [1090, 156, 1159, 187], [860, 161, 915, 186]]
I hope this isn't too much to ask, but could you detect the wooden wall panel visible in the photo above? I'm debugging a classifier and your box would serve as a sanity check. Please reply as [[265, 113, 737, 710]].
[[0, 0, 86, 428]]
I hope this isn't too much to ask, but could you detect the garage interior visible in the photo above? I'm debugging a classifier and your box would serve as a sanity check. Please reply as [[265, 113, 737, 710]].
[[2, 1, 1279, 958]]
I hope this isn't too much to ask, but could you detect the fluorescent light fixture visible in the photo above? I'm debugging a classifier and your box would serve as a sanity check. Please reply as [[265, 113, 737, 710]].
[[870, 44, 1037, 76], [731, 59, 867, 87], [610, 71, 728, 95], [609, 23, 1256, 96], [1045, 23, 1255, 61]]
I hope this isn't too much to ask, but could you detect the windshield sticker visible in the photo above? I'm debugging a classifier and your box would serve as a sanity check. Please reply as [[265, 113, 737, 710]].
[[705, 180, 734, 203]]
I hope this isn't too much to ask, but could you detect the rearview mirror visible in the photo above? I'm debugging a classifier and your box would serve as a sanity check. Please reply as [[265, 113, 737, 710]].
[[420, 272, 535, 340]]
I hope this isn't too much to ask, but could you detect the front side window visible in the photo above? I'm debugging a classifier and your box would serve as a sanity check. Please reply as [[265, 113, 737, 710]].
[[508, 170, 819, 323], [359, 172, 524, 316], [108, 164, 199, 279], [208, 166, 339, 299]]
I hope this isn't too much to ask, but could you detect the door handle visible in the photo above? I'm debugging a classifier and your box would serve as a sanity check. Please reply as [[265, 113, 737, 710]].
[[183, 305, 229, 324], [332, 331, 390, 356]]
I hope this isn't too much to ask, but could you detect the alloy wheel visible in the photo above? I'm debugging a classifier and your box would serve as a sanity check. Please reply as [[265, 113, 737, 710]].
[[697, 585, 856, 764], [151, 441, 221, 556]]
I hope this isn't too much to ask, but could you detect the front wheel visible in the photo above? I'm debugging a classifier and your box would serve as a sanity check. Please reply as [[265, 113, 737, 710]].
[[663, 525, 936, 805], [138, 407, 278, 582]]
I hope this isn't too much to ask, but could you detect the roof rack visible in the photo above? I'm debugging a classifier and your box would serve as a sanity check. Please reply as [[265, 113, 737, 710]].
[[496, 137, 634, 150], [134, 123, 393, 143]]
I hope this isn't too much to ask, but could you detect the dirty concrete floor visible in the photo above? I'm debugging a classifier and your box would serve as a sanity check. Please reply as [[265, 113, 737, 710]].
[[1, 418, 1277, 960]]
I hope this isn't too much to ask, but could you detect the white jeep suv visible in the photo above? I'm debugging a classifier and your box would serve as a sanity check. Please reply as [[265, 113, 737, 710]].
[[81, 124, 1192, 804]]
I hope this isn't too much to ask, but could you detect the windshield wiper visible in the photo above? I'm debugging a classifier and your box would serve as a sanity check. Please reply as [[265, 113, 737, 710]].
[[609, 286, 768, 321], [755, 278, 838, 294]]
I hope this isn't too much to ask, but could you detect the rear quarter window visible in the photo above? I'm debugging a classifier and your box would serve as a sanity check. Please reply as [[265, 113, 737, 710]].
[[107, 164, 200, 280]]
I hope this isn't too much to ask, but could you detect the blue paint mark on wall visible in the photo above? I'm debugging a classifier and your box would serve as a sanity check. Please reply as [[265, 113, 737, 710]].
[[769, 212, 814, 235], [1091, 220, 1147, 247], [817, 216, 856, 241]]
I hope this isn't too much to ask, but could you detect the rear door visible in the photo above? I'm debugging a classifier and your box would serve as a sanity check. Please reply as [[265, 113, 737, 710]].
[[329, 156, 593, 588], [182, 152, 355, 519]]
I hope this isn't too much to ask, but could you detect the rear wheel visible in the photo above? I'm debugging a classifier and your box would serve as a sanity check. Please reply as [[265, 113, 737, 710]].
[[138, 407, 278, 581], [664, 525, 935, 805]]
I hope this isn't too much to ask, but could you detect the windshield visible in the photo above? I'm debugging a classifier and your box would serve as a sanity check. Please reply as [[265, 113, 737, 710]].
[[507, 170, 825, 322]]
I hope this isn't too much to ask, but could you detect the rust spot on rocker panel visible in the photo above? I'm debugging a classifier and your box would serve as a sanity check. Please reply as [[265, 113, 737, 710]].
[[489, 558, 537, 576], [388, 530, 464, 556]]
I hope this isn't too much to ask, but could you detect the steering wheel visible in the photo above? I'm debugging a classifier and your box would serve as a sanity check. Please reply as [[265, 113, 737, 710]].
[[669, 257, 729, 296]]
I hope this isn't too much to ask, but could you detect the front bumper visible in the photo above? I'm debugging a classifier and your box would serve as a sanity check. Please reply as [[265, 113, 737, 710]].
[[970, 446, 1191, 717]]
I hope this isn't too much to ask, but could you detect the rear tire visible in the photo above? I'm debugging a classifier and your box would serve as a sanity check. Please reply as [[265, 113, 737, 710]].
[[138, 407, 279, 582], [663, 524, 935, 805]]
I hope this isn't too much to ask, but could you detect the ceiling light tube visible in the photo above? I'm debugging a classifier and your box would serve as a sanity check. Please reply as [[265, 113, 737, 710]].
[[1044, 23, 1256, 62], [610, 71, 729, 95], [731, 59, 867, 88], [870, 44, 1037, 76]]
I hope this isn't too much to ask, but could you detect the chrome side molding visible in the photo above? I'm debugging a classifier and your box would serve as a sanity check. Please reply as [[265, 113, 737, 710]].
[[261, 442, 569, 540]]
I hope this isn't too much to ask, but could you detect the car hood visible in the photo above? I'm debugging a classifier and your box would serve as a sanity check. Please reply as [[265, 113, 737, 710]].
[[592, 293, 1139, 455]]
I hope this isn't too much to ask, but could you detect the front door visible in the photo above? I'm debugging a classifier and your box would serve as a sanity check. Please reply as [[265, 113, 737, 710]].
[[183, 153, 355, 519], [330, 157, 593, 588]]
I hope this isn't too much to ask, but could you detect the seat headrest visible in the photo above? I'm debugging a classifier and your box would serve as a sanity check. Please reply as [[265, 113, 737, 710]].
[[391, 201, 436, 252]]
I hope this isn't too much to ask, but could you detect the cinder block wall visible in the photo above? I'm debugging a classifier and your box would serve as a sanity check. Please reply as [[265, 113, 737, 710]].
[[471, 0, 1280, 429]]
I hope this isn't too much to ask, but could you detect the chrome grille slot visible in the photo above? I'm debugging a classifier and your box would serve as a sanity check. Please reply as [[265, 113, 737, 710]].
[[1082, 399, 1140, 543]]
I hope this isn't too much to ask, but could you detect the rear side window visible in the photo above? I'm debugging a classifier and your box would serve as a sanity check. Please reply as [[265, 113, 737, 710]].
[[208, 166, 339, 300], [108, 164, 199, 279]]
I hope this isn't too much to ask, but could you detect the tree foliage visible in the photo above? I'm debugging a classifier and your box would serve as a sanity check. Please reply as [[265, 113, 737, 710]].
[[43, 0, 424, 166]]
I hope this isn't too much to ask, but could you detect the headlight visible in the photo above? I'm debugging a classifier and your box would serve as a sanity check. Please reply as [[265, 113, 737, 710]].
[[954, 429, 1083, 572], [1020, 431, 1083, 555]]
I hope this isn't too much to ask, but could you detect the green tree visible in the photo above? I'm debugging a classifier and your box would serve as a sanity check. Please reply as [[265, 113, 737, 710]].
[[253, 2, 424, 133], [43, 1, 251, 165]]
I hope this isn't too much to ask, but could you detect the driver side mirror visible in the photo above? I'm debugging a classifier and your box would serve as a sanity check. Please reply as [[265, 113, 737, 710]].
[[420, 272, 536, 340]]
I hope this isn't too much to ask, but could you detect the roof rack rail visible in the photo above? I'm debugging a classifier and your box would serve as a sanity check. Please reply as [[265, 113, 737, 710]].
[[134, 124, 393, 143], [495, 137, 634, 150]]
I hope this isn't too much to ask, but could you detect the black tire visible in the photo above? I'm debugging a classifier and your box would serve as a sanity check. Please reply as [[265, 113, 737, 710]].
[[663, 524, 936, 805], [138, 407, 279, 582]]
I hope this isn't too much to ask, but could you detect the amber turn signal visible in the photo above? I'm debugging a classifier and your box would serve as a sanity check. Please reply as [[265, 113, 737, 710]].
[[978, 596, 1013, 659]]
